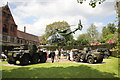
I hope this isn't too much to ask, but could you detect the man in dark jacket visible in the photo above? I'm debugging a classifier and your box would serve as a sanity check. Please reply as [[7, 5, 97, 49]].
[[49, 51, 55, 63]]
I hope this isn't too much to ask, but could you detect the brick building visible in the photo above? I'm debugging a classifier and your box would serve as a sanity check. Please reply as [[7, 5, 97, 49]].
[[0, 4, 39, 46]]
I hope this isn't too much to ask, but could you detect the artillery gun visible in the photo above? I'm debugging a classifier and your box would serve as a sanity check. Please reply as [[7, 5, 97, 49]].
[[7, 44, 47, 65]]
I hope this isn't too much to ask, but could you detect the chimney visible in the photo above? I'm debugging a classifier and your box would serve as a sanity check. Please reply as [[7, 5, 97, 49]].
[[24, 26, 26, 33]]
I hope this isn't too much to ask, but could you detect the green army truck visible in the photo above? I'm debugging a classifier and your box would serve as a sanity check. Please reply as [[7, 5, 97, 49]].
[[7, 45, 47, 65]]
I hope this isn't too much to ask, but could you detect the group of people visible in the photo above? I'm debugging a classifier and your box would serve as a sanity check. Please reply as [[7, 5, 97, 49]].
[[48, 49, 73, 63], [48, 49, 61, 63]]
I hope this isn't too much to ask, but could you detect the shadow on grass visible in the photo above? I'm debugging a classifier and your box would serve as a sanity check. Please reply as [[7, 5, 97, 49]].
[[2, 64, 118, 79]]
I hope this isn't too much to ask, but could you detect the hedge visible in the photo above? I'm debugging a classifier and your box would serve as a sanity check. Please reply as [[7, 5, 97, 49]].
[[38, 43, 119, 58], [111, 50, 120, 58], [38, 43, 116, 50]]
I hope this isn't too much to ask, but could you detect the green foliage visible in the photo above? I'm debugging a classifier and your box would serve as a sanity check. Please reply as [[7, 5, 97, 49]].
[[102, 26, 110, 38], [107, 23, 117, 34], [111, 50, 120, 58], [100, 23, 117, 43], [39, 43, 116, 51], [77, 33, 89, 45], [45, 21, 71, 38], [87, 24, 99, 43], [40, 35, 47, 44], [44, 21, 74, 45]]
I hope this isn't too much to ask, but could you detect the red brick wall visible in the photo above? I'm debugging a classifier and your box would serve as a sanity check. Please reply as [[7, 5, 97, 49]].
[[1, 5, 17, 36]]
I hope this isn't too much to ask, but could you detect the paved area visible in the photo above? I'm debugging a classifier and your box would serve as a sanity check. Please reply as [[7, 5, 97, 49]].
[[2, 58, 73, 67], [46, 58, 73, 63]]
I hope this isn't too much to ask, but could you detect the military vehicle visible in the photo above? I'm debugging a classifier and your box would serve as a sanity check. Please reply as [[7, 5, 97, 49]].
[[70, 49, 80, 61], [74, 47, 105, 64], [7, 45, 47, 65], [47, 20, 83, 44], [96, 48, 111, 59]]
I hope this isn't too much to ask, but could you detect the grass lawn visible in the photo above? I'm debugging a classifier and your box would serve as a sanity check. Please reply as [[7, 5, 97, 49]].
[[1, 57, 119, 78]]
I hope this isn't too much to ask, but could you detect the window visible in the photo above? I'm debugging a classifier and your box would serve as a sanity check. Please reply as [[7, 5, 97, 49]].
[[2, 35, 7, 41], [3, 24, 8, 33], [17, 39, 20, 43], [3, 24, 7, 28], [21, 40, 23, 44], [10, 37, 14, 43], [10, 24, 14, 32], [2, 11, 6, 17]]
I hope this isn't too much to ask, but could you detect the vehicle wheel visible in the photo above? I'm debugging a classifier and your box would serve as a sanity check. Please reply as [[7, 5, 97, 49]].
[[7, 58, 16, 64], [75, 57, 80, 62], [20, 54, 30, 65], [40, 52, 47, 63], [31, 54, 40, 64], [96, 58, 103, 63], [80, 54, 86, 62], [88, 56, 94, 64], [104, 55, 109, 59], [7, 60, 16, 64]]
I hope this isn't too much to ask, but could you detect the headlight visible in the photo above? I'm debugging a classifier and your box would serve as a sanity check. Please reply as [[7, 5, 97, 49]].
[[13, 53, 17, 57]]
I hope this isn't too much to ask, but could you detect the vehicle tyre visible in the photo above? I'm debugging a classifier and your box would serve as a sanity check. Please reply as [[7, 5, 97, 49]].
[[7, 58, 16, 64], [80, 54, 86, 62], [7, 60, 16, 64], [96, 58, 103, 63], [75, 57, 80, 62], [31, 54, 40, 64], [20, 54, 30, 65], [40, 52, 47, 63], [88, 56, 94, 64]]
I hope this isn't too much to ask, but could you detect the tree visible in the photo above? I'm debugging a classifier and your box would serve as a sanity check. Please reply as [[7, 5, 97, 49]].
[[107, 23, 117, 34], [77, 33, 89, 45], [100, 23, 117, 43], [39, 35, 47, 45], [77, 0, 120, 49], [44, 21, 74, 44], [115, 0, 120, 52], [102, 26, 109, 38], [87, 24, 99, 43]]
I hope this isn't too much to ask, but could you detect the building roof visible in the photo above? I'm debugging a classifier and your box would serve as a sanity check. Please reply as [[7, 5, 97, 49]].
[[1, 4, 40, 43], [17, 30, 39, 42], [1, 4, 17, 25]]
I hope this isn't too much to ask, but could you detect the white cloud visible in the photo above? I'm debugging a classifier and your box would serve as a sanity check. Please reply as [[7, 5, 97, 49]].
[[93, 22, 104, 33], [94, 22, 104, 27], [1, 0, 116, 39]]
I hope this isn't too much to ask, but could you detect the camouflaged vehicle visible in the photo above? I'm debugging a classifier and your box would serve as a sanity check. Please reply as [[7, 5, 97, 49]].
[[7, 45, 47, 65], [74, 47, 105, 64], [97, 48, 111, 59]]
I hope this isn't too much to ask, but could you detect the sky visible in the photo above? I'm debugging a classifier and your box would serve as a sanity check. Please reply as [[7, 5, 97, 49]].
[[0, 0, 117, 39]]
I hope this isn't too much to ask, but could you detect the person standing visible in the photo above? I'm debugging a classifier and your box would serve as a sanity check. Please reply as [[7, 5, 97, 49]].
[[55, 49, 60, 62], [69, 50, 73, 61], [49, 50, 55, 63]]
